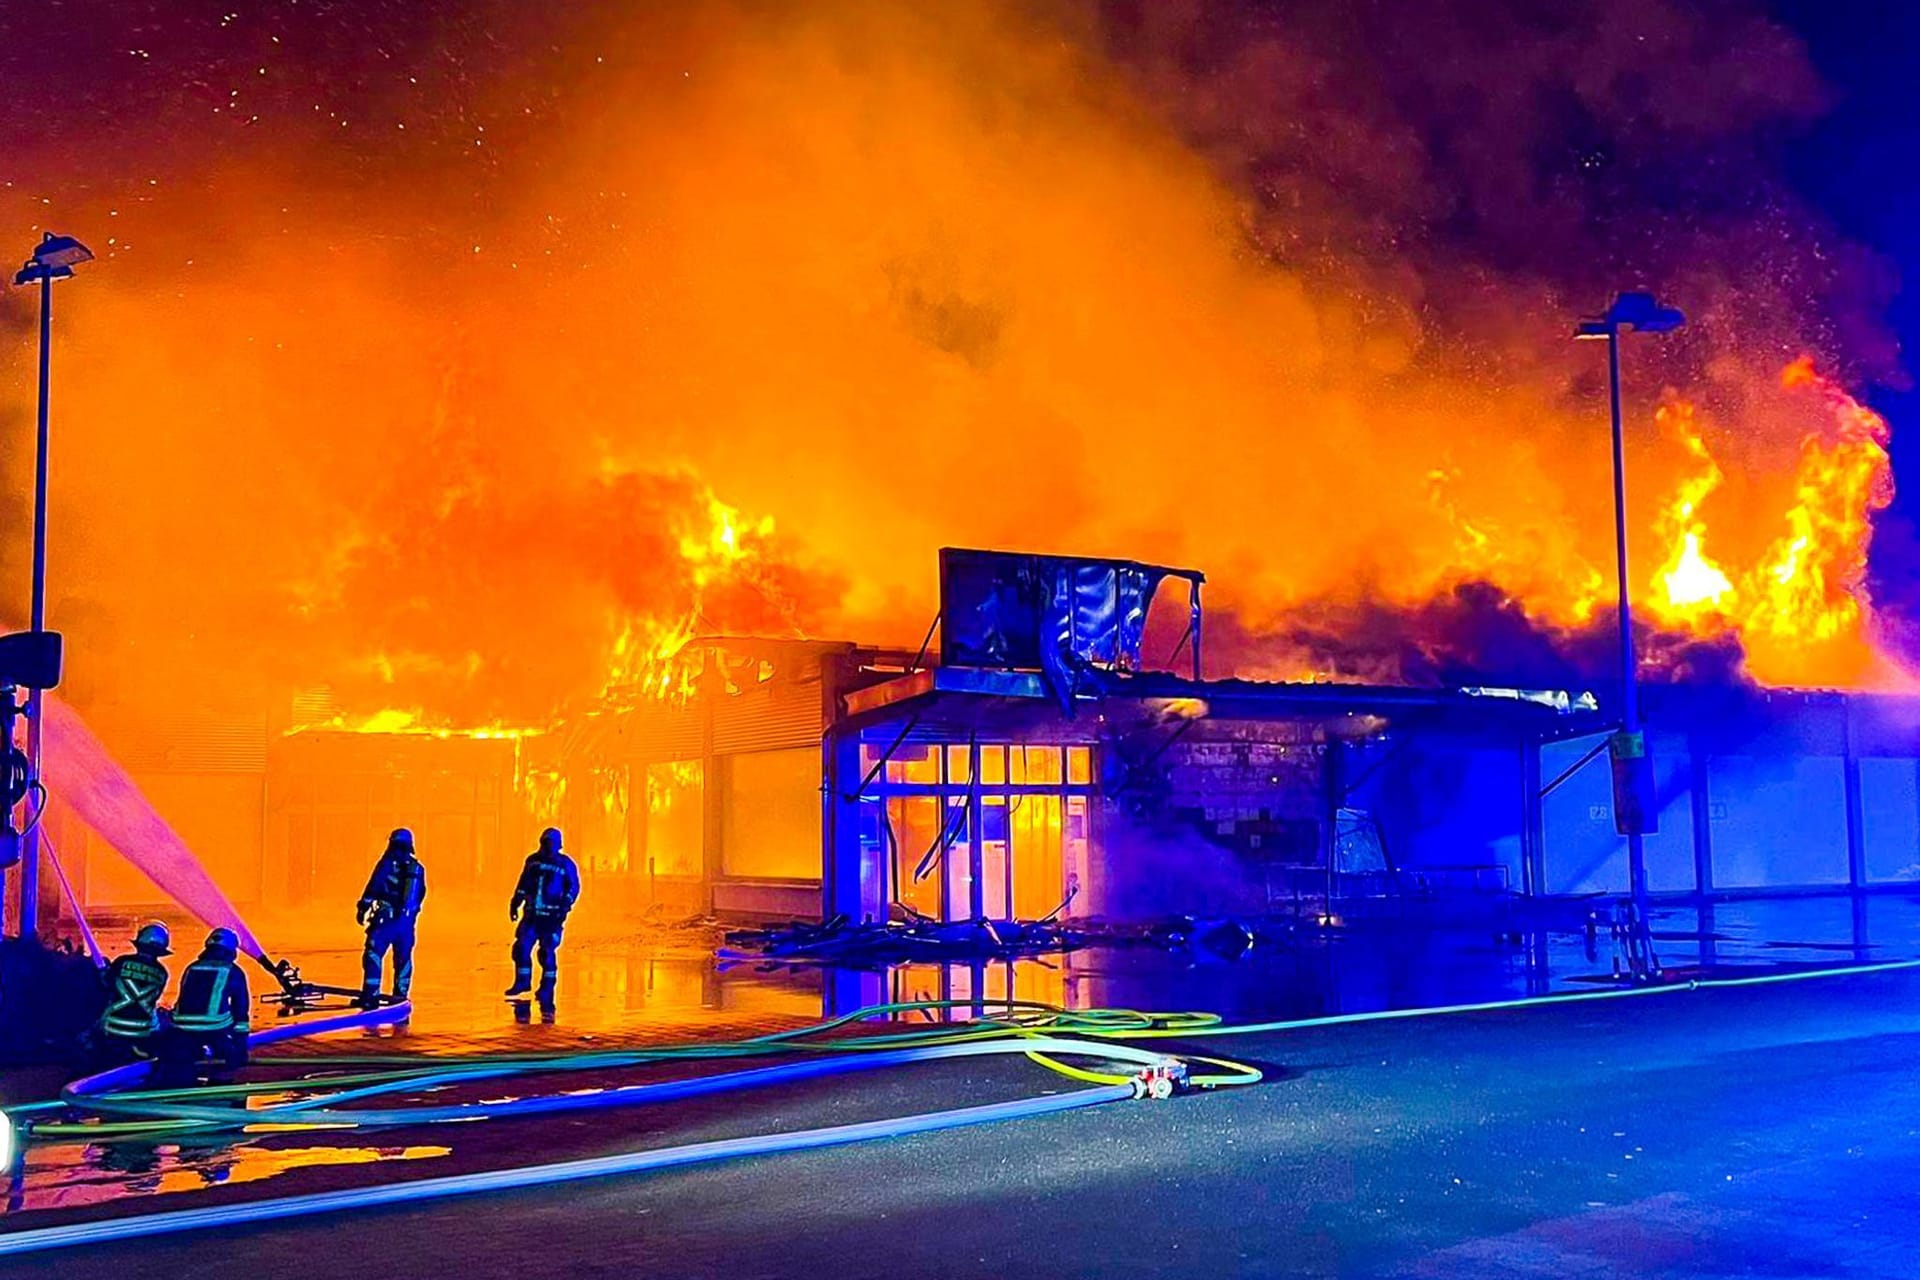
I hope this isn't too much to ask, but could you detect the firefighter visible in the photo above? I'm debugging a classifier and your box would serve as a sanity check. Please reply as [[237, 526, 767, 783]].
[[159, 928, 251, 1087], [89, 922, 173, 1067], [357, 827, 427, 1008], [506, 827, 580, 1001]]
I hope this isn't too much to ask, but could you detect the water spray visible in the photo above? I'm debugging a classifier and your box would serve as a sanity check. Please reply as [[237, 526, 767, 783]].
[[38, 695, 265, 957], [22, 689, 384, 1015]]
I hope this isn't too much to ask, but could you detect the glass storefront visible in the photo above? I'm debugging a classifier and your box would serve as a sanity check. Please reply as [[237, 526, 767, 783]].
[[859, 741, 1095, 923]]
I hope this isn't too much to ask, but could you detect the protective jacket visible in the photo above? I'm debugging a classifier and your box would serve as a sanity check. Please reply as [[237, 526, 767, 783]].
[[99, 952, 168, 1040], [358, 851, 428, 926], [510, 849, 580, 921], [173, 954, 252, 1038]]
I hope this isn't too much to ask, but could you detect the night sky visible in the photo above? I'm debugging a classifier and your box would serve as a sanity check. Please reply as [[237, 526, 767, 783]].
[[1774, 0, 1920, 589]]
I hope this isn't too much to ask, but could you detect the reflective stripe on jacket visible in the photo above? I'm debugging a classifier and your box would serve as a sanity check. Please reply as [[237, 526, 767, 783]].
[[100, 953, 168, 1039], [511, 851, 581, 919], [174, 958, 251, 1035]]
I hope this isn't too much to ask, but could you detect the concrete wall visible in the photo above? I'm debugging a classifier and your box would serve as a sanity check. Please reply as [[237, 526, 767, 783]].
[[1861, 757, 1920, 883]]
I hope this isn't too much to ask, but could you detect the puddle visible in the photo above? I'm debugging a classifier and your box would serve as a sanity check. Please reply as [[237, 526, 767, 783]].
[[9, 1140, 450, 1214]]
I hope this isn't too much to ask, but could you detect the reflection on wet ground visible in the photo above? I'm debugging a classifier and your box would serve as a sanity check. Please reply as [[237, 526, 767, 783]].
[[10, 891, 1920, 1218], [12, 1142, 451, 1213]]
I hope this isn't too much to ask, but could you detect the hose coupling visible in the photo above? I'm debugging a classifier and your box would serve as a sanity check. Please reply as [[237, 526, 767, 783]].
[[1131, 1059, 1189, 1101]]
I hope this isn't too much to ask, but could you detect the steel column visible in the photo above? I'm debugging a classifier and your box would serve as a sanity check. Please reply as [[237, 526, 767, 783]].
[[1689, 737, 1715, 898]]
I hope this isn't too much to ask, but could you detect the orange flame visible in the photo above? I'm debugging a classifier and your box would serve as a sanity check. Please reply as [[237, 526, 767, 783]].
[[603, 486, 790, 708], [1745, 357, 1893, 645], [1651, 397, 1735, 620], [1639, 357, 1894, 683], [2, 2, 1910, 752], [287, 706, 538, 739]]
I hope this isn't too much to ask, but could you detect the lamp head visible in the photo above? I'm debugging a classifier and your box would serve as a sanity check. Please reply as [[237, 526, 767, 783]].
[[1574, 291, 1686, 339], [14, 233, 92, 286]]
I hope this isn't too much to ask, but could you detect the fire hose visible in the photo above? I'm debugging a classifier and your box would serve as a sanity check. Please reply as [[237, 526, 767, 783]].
[[10, 959, 1920, 1257], [0, 999, 1251, 1257], [14, 999, 1259, 1143], [0, 1083, 1138, 1257]]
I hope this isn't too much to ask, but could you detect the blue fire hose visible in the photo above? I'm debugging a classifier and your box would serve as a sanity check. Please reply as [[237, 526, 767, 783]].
[[0, 1081, 1136, 1257], [10, 955, 1920, 1258]]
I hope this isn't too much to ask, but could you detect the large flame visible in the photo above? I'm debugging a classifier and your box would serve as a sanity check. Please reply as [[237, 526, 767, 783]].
[[1637, 357, 1894, 685], [1651, 398, 1735, 615], [1748, 358, 1895, 651], [0, 0, 1908, 754]]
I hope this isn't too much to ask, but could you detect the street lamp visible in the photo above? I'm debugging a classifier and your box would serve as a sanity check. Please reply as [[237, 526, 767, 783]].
[[1575, 291, 1684, 974], [8, 232, 91, 940]]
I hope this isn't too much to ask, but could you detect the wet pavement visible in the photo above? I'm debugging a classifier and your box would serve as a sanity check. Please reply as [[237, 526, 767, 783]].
[[8, 890, 1920, 1273], [8, 946, 1920, 1277]]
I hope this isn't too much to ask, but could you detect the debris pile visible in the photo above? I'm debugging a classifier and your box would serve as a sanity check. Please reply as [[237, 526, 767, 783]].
[[720, 913, 1089, 967]]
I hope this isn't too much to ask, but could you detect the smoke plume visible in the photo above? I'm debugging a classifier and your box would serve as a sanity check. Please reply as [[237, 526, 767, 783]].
[[0, 0, 1906, 743]]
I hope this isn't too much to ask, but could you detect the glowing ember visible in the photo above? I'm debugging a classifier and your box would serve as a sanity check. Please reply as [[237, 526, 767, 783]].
[[287, 706, 538, 740]]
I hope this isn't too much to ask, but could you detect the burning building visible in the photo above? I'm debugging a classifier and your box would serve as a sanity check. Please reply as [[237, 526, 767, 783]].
[[41, 542, 1920, 951], [8, 2, 1920, 944]]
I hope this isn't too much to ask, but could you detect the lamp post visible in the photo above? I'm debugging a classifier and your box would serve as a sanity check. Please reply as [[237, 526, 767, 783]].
[[1575, 291, 1684, 963], [10, 232, 91, 940]]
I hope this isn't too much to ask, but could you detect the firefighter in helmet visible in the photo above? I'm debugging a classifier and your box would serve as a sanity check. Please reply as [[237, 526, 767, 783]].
[[506, 827, 580, 1002], [357, 827, 427, 1008], [90, 922, 173, 1067], [159, 927, 251, 1087]]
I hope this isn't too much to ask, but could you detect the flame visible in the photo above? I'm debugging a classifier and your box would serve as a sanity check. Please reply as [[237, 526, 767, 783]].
[[1652, 398, 1735, 617], [1745, 357, 1893, 646], [523, 767, 566, 823], [679, 493, 775, 588], [1640, 357, 1893, 682], [1663, 534, 1735, 613], [602, 485, 791, 708], [646, 761, 705, 815], [1424, 466, 1609, 627], [285, 480, 787, 732], [286, 705, 538, 740], [1, 0, 1911, 768]]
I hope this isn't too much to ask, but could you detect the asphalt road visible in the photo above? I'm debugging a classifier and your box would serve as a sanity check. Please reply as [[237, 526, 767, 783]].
[[8, 966, 1920, 1278]]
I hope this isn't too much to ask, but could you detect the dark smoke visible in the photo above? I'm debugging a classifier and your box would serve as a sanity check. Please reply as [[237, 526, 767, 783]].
[[1098, 0, 1896, 385], [1203, 580, 1751, 691], [0, 0, 1906, 746]]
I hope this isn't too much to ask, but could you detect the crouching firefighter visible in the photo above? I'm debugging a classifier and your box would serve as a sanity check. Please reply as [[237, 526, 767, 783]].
[[506, 827, 580, 1001], [89, 923, 173, 1067], [357, 827, 426, 1008], [160, 928, 251, 1087]]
